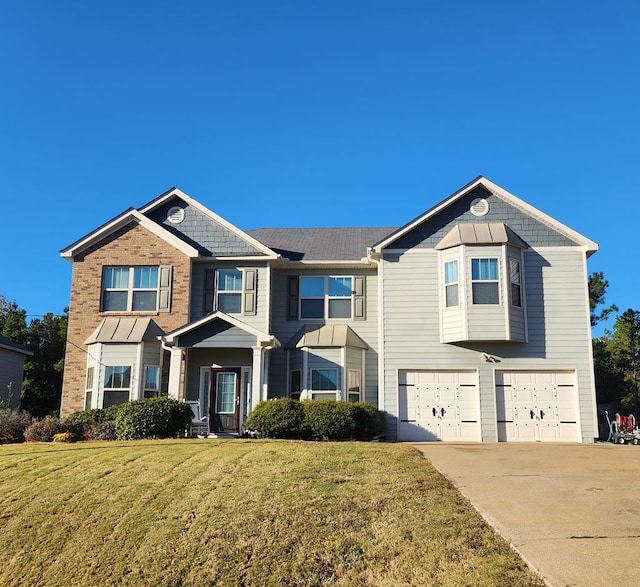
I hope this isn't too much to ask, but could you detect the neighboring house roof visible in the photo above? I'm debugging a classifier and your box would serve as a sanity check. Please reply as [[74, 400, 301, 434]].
[[162, 311, 280, 348], [434, 223, 528, 250], [372, 176, 599, 255], [84, 317, 165, 344], [285, 324, 369, 349], [246, 227, 397, 261], [0, 335, 33, 356]]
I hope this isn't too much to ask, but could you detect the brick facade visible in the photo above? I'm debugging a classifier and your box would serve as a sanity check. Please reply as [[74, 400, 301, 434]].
[[60, 222, 191, 416]]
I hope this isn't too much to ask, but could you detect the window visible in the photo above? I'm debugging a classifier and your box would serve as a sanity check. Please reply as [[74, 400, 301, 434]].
[[290, 370, 302, 401], [471, 258, 499, 304], [215, 372, 236, 413], [103, 365, 131, 407], [217, 270, 242, 313], [144, 365, 160, 398], [444, 260, 459, 307], [85, 366, 94, 410], [347, 369, 361, 403], [509, 258, 522, 307], [311, 368, 339, 400], [102, 266, 159, 312], [300, 276, 352, 319]]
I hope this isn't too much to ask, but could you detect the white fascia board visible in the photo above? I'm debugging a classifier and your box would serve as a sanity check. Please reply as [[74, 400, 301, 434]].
[[372, 176, 598, 255], [138, 188, 280, 259], [60, 210, 199, 260], [162, 311, 279, 347], [280, 259, 377, 268], [0, 343, 33, 356]]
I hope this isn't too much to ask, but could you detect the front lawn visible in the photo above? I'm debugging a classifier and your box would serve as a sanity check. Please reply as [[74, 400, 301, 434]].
[[0, 440, 542, 586]]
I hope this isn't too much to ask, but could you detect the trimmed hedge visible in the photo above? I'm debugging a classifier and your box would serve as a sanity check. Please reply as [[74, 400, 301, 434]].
[[114, 396, 193, 440], [244, 398, 307, 439], [302, 399, 354, 441], [0, 409, 32, 444], [66, 405, 123, 440], [246, 398, 386, 441]]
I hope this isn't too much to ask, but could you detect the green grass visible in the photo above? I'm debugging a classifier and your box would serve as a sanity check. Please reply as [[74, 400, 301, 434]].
[[0, 440, 543, 586]]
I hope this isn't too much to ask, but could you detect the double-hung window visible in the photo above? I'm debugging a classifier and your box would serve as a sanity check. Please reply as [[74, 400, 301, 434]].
[[216, 270, 243, 313], [102, 267, 159, 312], [85, 366, 94, 410], [144, 365, 160, 398], [300, 276, 353, 319], [103, 365, 131, 407], [290, 370, 301, 401], [311, 368, 339, 400], [443, 260, 459, 307], [347, 369, 361, 403], [509, 258, 522, 307], [471, 258, 499, 305]]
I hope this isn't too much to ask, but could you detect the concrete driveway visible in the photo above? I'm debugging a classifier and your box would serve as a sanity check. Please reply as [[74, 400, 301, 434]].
[[413, 443, 640, 587]]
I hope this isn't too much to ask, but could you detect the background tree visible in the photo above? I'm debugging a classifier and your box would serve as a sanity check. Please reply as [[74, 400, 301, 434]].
[[589, 271, 618, 327], [605, 309, 640, 413], [0, 295, 67, 417]]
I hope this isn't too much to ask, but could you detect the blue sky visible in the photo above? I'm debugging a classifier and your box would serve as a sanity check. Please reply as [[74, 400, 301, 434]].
[[1, 1, 637, 334]]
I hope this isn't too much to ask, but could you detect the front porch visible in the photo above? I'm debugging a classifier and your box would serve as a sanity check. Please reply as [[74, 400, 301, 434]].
[[162, 311, 280, 435]]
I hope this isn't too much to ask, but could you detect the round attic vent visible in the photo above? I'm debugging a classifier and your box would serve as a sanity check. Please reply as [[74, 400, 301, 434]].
[[470, 198, 489, 217], [167, 206, 185, 224]]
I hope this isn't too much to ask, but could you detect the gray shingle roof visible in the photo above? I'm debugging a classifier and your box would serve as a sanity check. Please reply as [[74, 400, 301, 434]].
[[246, 227, 397, 261]]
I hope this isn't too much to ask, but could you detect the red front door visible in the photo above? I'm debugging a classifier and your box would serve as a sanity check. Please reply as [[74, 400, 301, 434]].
[[210, 368, 241, 433]]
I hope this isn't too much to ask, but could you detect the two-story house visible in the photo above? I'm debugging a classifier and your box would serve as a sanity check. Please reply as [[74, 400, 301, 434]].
[[60, 176, 599, 442]]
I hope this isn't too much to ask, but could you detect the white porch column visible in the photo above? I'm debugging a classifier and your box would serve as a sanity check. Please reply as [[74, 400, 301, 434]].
[[168, 347, 183, 399], [251, 346, 264, 410]]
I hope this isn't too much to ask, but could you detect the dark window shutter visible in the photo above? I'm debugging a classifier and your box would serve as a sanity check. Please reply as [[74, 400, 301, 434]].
[[353, 275, 365, 320], [158, 265, 172, 313], [204, 269, 215, 313], [288, 276, 299, 320], [243, 269, 257, 315]]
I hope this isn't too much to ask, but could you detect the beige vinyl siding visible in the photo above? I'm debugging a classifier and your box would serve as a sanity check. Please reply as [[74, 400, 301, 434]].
[[190, 262, 269, 330], [268, 267, 379, 405], [141, 342, 162, 369], [382, 247, 596, 442]]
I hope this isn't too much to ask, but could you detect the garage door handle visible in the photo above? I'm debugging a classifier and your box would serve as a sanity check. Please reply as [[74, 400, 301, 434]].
[[441, 408, 446, 417], [432, 407, 437, 417], [530, 410, 535, 419], [539, 410, 545, 420]]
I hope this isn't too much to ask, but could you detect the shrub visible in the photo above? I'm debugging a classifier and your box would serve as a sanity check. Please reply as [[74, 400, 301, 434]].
[[25, 416, 68, 442], [350, 402, 387, 440], [52, 432, 77, 443], [115, 397, 193, 440], [66, 406, 124, 439], [0, 409, 31, 444], [245, 398, 307, 438], [302, 399, 354, 441], [93, 421, 117, 441]]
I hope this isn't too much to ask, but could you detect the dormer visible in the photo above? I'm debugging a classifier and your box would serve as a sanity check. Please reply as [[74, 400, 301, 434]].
[[435, 223, 528, 343]]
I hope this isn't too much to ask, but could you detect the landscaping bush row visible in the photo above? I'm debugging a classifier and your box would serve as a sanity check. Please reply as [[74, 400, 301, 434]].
[[244, 398, 386, 441], [0, 397, 194, 443]]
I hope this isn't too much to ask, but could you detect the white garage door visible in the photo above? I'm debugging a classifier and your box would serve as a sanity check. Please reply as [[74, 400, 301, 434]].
[[398, 370, 479, 442], [496, 371, 577, 442]]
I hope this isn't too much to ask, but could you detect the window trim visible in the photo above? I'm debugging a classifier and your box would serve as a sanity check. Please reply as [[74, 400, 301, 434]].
[[471, 257, 500, 305], [347, 369, 361, 403], [101, 266, 160, 313], [216, 269, 243, 314], [310, 368, 339, 400], [443, 260, 459, 308], [299, 276, 354, 320], [290, 369, 302, 401], [509, 258, 522, 308], [143, 365, 160, 399]]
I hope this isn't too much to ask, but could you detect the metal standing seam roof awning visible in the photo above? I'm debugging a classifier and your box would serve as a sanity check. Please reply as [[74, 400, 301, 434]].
[[84, 317, 165, 344], [434, 222, 528, 250], [284, 324, 369, 349]]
